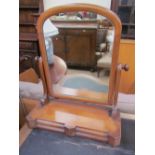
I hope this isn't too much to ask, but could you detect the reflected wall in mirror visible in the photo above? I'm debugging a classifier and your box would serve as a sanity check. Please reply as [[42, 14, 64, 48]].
[[43, 12, 115, 104]]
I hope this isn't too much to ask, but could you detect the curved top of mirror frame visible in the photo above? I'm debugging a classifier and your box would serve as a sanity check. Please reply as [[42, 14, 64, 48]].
[[36, 3, 122, 106]]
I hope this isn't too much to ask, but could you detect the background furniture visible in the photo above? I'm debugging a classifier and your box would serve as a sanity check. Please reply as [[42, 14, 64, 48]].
[[97, 28, 114, 76], [52, 21, 97, 69], [111, 0, 135, 39], [19, 0, 44, 73], [118, 39, 135, 93], [111, 0, 135, 93]]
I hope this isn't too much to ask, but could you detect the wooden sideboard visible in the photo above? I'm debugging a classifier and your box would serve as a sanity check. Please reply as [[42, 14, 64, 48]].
[[118, 39, 135, 93], [52, 21, 98, 69]]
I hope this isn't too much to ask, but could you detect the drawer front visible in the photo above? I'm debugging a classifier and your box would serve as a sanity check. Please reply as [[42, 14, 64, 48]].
[[19, 10, 37, 23], [19, 26, 36, 33], [20, 41, 34, 50], [19, 41, 38, 53], [19, 0, 39, 7]]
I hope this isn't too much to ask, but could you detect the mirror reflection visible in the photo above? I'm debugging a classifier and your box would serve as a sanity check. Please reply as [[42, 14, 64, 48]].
[[43, 11, 114, 103]]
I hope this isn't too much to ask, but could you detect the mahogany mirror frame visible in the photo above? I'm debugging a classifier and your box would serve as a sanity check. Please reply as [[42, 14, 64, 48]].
[[36, 3, 122, 106]]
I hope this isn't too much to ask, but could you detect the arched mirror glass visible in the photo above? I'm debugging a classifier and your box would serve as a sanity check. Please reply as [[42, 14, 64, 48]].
[[42, 10, 116, 104]]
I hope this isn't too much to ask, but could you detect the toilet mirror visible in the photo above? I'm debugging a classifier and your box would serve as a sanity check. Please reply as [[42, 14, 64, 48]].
[[37, 4, 122, 105]]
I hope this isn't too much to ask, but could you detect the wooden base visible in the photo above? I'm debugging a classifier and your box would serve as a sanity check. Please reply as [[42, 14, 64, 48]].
[[26, 102, 121, 146]]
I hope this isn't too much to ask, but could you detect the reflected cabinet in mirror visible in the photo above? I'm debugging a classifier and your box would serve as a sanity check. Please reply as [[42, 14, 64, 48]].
[[43, 14, 114, 103], [36, 3, 123, 106]]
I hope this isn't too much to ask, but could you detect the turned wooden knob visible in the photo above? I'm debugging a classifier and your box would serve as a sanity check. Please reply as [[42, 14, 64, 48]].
[[122, 64, 129, 71]]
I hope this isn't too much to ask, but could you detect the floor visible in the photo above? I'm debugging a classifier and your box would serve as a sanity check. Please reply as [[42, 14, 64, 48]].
[[20, 128, 135, 155], [66, 68, 110, 85]]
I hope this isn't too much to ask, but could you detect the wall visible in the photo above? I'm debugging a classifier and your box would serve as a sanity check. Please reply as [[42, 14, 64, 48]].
[[43, 0, 111, 10]]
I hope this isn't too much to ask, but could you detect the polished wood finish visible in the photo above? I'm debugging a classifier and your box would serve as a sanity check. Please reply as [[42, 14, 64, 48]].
[[26, 4, 124, 146], [53, 86, 108, 104], [36, 3, 122, 105], [19, 0, 43, 73], [118, 39, 135, 93], [26, 102, 121, 146], [21, 113, 134, 148], [114, 64, 129, 105]]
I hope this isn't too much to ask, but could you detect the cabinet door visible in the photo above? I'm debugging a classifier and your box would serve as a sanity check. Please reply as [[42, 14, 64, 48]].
[[118, 40, 135, 93], [52, 35, 66, 61], [66, 30, 96, 67]]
